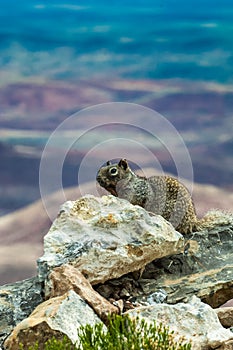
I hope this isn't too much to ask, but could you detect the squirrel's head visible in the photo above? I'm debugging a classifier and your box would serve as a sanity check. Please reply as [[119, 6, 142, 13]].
[[96, 158, 131, 196]]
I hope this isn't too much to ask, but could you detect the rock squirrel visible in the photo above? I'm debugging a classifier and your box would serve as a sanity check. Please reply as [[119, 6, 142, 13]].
[[96, 159, 233, 234]]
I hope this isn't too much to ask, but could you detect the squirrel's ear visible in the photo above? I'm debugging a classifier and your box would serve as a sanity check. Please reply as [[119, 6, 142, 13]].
[[106, 160, 112, 166], [118, 158, 128, 170]]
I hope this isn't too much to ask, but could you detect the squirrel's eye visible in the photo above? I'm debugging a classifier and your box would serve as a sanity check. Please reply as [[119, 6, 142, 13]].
[[109, 167, 118, 176]]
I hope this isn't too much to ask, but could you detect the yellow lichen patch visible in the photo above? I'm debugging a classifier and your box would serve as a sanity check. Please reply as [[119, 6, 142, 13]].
[[95, 213, 119, 228], [71, 198, 96, 220]]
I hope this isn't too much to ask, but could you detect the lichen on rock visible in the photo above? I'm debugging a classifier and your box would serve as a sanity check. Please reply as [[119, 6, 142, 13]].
[[126, 296, 233, 350], [37, 195, 184, 296], [1, 195, 233, 350], [4, 290, 102, 350]]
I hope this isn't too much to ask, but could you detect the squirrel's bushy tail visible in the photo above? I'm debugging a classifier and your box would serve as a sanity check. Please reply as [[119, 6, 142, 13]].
[[196, 209, 233, 232]]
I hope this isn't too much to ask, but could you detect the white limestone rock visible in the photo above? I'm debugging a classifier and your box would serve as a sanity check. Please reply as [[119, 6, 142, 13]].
[[4, 290, 102, 349], [37, 195, 184, 293], [126, 296, 233, 350]]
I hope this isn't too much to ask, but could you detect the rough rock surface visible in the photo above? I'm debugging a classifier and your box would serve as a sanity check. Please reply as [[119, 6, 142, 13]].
[[126, 296, 233, 350], [139, 225, 233, 307], [48, 264, 119, 321], [1, 195, 233, 349], [38, 195, 184, 294], [0, 277, 42, 346], [96, 221, 233, 309], [215, 307, 233, 328], [4, 290, 102, 350]]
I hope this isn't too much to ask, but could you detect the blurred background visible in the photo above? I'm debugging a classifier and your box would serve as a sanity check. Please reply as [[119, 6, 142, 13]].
[[0, 0, 233, 284]]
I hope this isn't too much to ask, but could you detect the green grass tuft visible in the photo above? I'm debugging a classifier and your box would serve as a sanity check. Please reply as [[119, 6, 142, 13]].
[[20, 314, 191, 350], [78, 315, 191, 350]]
